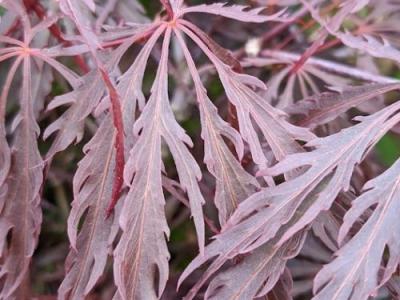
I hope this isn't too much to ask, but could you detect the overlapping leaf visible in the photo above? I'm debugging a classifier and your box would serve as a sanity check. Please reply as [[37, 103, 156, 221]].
[[58, 25, 166, 299], [178, 21, 314, 168], [113, 26, 206, 299], [302, 0, 400, 65], [180, 162, 331, 298], [201, 230, 307, 300], [44, 23, 152, 159], [180, 100, 400, 298], [58, 117, 118, 300], [174, 28, 258, 225], [0, 2, 81, 297], [288, 82, 400, 128], [4, 1, 400, 299], [59, 0, 100, 49], [314, 157, 400, 300]]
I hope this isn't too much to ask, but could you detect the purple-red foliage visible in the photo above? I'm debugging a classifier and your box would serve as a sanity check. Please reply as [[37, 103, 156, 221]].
[[1, 0, 400, 299]]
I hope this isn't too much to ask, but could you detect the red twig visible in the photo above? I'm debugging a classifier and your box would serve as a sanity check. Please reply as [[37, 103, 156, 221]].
[[290, 32, 327, 75], [25, 0, 66, 42], [289, 2, 340, 75], [100, 69, 125, 218], [316, 37, 341, 53], [160, 0, 174, 20], [98, 27, 162, 217], [290, 36, 342, 75]]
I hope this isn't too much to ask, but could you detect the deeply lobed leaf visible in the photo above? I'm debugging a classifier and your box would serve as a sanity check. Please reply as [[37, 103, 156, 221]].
[[314, 158, 400, 300]]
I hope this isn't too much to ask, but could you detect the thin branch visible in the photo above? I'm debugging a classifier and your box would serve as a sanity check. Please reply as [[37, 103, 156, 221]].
[[100, 69, 125, 219], [160, 0, 174, 20]]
